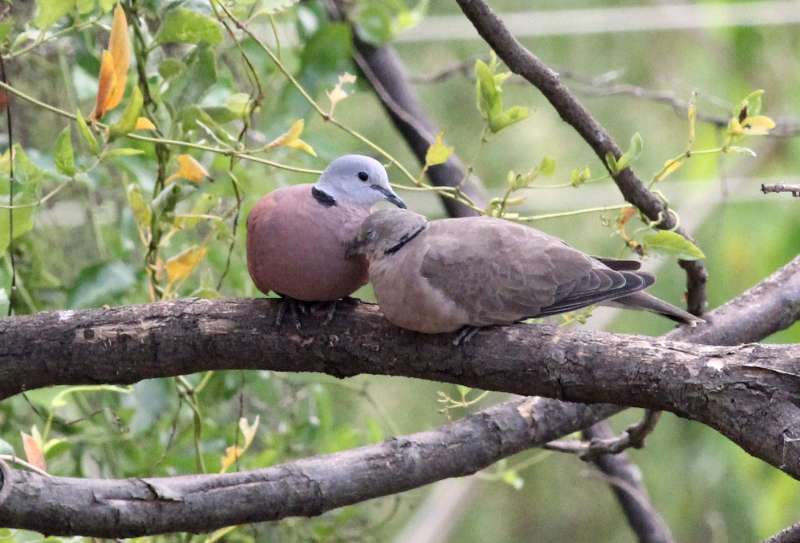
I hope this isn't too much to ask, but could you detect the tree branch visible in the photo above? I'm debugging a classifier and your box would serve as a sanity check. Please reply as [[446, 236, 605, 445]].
[[764, 520, 800, 543], [454, 0, 708, 315], [0, 398, 616, 537], [0, 256, 798, 536], [581, 422, 674, 543], [1, 260, 800, 478], [762, 183, 800, 197]]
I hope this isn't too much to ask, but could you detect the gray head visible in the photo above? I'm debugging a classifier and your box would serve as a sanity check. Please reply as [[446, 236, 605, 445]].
[[314, 155, 406, 209], [347, 208, 428, 260]]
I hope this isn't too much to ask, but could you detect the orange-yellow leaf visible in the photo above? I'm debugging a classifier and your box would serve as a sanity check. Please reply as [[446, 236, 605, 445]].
[[239, 415, 260, 449], [90, 50, 117, 121], [166, 245, 207, 284], [220, 445, 244, 473], [616, 206, 637, 227], [266, 119, 316, 157], [654, 157, 684, 183], [740, 115, 775, 136], [21, 432, 46, 472], [135, 117, 156, 130], [106, 3, 131, 111], [167, 154, 209, 184]]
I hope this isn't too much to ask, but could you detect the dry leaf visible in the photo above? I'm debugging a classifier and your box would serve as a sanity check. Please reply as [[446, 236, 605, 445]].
[[326, 72, 357, 117], [740, 115, 776, 136], [220, 445, 244, 473], [90, 50, 117, 121], [166, 245, 207, 284], [654, 157, 684, 183], [134, 117, 156, 130], [106, 3, 130, 111], [219, 416, 260, 473], [266, 119, 316, 157], [21, 431, 46, 472], [166, 154, 209, 184]]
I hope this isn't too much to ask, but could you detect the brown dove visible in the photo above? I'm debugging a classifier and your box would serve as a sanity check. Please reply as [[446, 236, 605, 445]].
[[348, 208, 701, 341], [247, 155, 405, 324]]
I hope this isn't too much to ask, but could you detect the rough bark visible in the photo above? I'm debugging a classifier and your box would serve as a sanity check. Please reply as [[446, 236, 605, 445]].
[[0, 399, 615, 537], [1, 263, 800, 478]]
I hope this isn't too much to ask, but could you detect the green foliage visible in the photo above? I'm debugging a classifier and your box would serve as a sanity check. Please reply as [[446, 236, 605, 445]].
[[52, 127, 76, 177], [155, 8, 223, 46], [643, 230, 706, 260], [474, 54, 529, 133], [34, 0, 76, 29]]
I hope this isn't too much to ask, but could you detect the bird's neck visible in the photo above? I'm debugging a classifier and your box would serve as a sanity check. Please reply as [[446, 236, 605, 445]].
[[385, 224, 426, 255], [311, 186, 337, 207]]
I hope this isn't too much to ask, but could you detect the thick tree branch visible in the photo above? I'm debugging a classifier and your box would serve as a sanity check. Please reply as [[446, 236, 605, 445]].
[[0, 398, 615, 537], [762, 183, 800, 197], [454, 0, 708, 315], [1, 261, 800, 478], [0, 256, 798, 536], [764, 520, 800, 543]]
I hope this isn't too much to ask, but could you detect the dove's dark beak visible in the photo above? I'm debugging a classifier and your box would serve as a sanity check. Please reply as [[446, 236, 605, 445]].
[[370, 184, 406, 209]]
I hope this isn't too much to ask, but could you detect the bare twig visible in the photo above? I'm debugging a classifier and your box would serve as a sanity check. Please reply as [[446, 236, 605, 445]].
[[761, 183, 800, 197], [545, 410, 662, 460], [454, 0, 708, 315]]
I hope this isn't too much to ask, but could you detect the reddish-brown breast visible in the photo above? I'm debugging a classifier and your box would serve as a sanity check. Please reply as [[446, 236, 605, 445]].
[[246, 184, 370, 301]]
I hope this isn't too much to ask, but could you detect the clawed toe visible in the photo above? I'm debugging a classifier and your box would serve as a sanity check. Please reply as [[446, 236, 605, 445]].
[[453, 326, 480, 346]]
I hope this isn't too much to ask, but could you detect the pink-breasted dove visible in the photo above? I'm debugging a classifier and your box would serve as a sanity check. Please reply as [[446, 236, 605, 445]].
[[247, 155, 406, 316], [348, 208, 701, 339]]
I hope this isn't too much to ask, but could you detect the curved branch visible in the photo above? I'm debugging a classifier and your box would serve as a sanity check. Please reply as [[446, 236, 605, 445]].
[[0, 398, 615, 537], [454, 0, 708, 315]]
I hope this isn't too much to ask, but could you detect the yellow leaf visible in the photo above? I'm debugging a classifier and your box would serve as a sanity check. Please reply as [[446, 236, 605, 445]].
[[220, 445, 244, 473], [266, 119, 316, 157], [326, 72, 357, 117], [135, 117, 156, 130], [616, 206, 637, 227], [166, 245, 207, 284], [239, 415, 260, 449], [740, 115, 775, 135], [654, 157, 684, 183], [21, 431, 46, 472], [90, 50, 117, 121], [106, 3, 130, 111], [166, 154, 209, 184], [687, 93, 697, 147], [425, 131, 454, 167]]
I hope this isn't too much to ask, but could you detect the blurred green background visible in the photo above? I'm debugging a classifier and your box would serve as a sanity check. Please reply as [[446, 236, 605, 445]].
[[1, 0, 799, 541]]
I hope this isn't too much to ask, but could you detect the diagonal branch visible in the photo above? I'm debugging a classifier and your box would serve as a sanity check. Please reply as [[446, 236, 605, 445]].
[[454, 0, 708, 315]]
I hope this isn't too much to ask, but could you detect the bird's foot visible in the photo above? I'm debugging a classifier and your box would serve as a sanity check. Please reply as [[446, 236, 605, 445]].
[[274, 296, 310, 330], [453, 326, 481, 347]]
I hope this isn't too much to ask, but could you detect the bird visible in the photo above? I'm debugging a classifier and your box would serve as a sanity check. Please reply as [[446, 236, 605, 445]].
[[247, 155, 406, 326], [347, 208, 702, 343]]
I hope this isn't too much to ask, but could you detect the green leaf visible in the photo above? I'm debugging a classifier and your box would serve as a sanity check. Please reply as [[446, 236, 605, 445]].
[[53, 126, 76, 176], [259, 0, 302, 15], [98, 0, 116, 12], [106, 148, 144, 158], [34, 0, 77, 29], [155, 8, 223, 45], [67, 261, 137, 309], [538, 156, 556, 176], [76, 0, 95, 15], [126, 183, 151, 233], [643, 230, 706, 260], [475, 56, 529, 133], [0, 437, 13, 455], [158, 58, 186, 80], [501, 468, 524, 490], [109, 86, 144, 138], [164, 44, 217, 109], [0, 19, 14, 43], [616, 132, 643, 172], [0, 146, 44, 253], [605, 152, 619, 175], [76, 109, 100, 155], [50, 385, 130, 409]]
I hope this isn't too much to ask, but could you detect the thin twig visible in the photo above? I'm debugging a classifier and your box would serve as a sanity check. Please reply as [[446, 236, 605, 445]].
[[1, 52, 15, 316], [545, 410, 662, 460], [761, 183, 800, 197]]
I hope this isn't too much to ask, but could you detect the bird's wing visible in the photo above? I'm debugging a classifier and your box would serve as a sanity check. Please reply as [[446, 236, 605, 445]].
[[419, 218, 652, 325]]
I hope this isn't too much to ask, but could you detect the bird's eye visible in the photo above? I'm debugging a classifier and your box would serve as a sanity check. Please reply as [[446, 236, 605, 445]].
[[366, 230, 377, 240], [357, 171, 369, 182]]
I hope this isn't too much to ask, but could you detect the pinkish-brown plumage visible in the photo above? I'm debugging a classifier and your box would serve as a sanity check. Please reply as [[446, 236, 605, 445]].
[[247, 184, 370, 301]]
